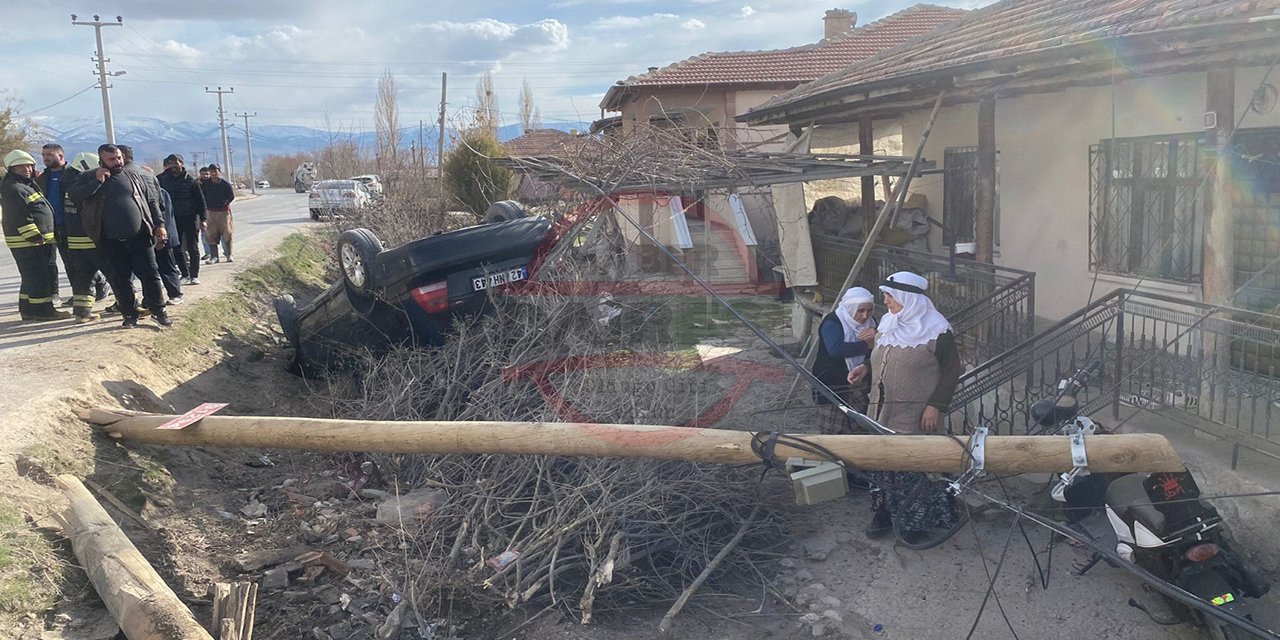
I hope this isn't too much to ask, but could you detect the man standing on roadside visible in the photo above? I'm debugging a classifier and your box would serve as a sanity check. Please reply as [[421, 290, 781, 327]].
[[2, 149, 69, 321], [200, 163, 235, 263], [158, 153, 206, 285], [69, 144, 171, 328], [37, 144, 112, 315], [122, 146, 182, 306]]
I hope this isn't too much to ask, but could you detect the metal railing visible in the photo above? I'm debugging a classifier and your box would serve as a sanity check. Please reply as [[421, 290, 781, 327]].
[[948, 288, 1280, 466], [810, 236, 1036, 366]]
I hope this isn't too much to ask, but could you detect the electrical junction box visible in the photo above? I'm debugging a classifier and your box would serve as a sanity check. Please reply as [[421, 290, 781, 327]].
[[788, 460, 848, 506]]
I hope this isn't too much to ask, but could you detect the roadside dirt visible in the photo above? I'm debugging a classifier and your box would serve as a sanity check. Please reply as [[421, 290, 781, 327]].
[[3, 247, 1276, 639]]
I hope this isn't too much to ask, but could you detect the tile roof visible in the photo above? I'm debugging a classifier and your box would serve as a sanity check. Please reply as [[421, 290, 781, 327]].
[[602, 4, 967, 108], [504, 129, 581, 158], [749, 0, 1280, 118]]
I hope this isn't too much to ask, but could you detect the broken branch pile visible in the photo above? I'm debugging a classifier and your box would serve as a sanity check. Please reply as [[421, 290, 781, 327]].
[[319, 264, 788, 627]]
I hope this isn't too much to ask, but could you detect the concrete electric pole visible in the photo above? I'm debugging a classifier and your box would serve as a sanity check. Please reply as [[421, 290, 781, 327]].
[[204, 86, 234, 173], [71, 14, 124, 144], [236, 112, 258, 194]]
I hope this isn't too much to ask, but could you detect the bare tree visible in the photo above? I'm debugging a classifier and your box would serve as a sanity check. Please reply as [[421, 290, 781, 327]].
[[475, 71, 499, 136], [518, 79, 542, 132], [375, 69, 401, 167], [0, 91, 38, 164]]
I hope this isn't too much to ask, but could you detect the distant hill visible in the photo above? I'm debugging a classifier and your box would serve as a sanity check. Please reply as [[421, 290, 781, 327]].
[[31, 115, 591, 172]]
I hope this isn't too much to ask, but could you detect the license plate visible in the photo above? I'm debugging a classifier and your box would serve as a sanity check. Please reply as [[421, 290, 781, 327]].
[[472, 266, 527, 291]]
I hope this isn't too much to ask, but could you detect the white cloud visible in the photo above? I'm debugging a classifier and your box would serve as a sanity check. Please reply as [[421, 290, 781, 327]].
[[418, 18, 570, 55], [738, 6, 756, 17], [681, 18, 707, 30], [591, 13, 680, 30]]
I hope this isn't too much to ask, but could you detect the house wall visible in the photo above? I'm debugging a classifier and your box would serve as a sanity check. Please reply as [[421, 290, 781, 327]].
[[806, 120, 904, 211], [897, 65, 1280, 320]]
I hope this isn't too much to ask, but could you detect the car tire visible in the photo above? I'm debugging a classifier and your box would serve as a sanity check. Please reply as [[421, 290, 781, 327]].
[[484, 200, 527, 223], [274, 295, 305, 374], [310, 208, 321, 220], [338, 228, 383, 312]]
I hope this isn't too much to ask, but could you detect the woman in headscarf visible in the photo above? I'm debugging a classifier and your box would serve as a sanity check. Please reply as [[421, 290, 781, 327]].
[[811, 287, 877, 429], [864, 271, 963, 541]]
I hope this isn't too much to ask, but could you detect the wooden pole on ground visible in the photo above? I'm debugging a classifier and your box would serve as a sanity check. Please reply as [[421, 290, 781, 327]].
[[210, 582, 258, 640], [54, 474, 214, 640], [85, 408, 1184, 474]]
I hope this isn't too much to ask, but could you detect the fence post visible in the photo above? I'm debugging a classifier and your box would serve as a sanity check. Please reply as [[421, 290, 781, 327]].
[[1113, 295, 1126, 420]]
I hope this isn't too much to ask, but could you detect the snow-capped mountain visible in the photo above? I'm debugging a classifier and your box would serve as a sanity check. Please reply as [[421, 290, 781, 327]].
[[31, 115, 590, 172]]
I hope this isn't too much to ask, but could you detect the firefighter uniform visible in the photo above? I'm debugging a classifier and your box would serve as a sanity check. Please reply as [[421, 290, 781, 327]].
[[39, 153, 108, 321], [2, 149, 64, 320]]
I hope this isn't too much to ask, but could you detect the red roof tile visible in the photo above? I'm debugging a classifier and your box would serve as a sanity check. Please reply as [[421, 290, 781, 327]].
[[504, 129, 580, 158], [602, 4, 967, 108], [748, 0, 1280, 118]]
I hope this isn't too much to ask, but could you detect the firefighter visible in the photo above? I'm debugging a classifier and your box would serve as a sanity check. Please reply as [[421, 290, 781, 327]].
[[53, 152, 110, 321], [2, 149, 69, 321]]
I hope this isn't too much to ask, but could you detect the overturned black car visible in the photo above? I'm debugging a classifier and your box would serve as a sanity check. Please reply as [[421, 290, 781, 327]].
[[275, 210, 551, 373]]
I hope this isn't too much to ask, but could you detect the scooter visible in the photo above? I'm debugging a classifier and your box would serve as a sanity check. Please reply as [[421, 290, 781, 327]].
[[1029, 363, 1271, 639]]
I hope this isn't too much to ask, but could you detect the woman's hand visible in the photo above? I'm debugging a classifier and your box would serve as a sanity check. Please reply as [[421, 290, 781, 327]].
[[847, 364, 868, 385], [858, 328, 878, 342], [920, 406, 940, 433]]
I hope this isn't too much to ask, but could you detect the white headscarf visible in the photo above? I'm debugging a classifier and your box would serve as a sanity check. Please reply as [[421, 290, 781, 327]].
[[834, 287, 876, 370], [876, 271, 952, 348]]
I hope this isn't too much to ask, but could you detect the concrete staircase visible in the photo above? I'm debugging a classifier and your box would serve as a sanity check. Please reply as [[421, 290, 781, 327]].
[[680, 219, 751, 284]]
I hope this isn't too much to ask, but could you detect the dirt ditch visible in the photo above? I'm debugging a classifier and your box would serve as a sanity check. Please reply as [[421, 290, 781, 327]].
[[3, 231, 1274, 640]]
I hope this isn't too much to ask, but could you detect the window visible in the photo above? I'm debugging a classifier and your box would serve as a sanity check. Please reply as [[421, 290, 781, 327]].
[[943, 147, 978, 245], [1089, 135, 1205, 282], [943, 147, 1000, 248]]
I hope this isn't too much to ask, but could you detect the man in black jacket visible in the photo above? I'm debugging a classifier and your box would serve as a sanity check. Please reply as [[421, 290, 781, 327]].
[[2, 149, 70, 321], [158, 153, 206, 285], [69, 144, 171, 328]]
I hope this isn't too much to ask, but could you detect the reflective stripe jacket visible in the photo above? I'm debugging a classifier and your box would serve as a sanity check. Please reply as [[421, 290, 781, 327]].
[[36, 166, 95, 249], [1, 172, 56, 249]]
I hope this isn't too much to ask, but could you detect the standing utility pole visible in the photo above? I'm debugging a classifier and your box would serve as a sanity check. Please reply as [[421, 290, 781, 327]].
[[236, 112, 258, 194], [71, 15, 123, 144], [205, 86, 234, 173], [437, 72, 448, 209]]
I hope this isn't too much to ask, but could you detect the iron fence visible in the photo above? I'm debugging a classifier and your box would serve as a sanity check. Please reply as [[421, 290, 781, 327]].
[[810, 236, 1036, 366], [947, 289, 1280, 467]]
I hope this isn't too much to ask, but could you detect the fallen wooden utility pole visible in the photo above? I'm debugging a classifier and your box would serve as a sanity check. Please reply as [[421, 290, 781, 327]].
[[86, 408, 1184, 474], [210, 582, 257, 640], [55, 475, 214, 640]]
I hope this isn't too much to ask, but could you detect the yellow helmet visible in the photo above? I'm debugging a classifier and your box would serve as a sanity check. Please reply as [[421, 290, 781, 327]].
[[4, 149, 36, 168], [71, 152, 100, 172]]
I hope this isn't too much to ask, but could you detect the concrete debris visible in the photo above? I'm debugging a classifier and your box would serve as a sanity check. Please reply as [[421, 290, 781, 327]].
[[377, 601, 410, 639], [240, 499, 268, 518]]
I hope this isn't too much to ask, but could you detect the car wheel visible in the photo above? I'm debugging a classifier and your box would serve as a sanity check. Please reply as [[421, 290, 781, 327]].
[[338, 228, 383, 312], [274, 295, 305, 373], [310, 208, 321, 220], [484, 200, 527, 223]]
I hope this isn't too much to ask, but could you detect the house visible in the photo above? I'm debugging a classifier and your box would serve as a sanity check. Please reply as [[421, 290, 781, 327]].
[[503, 128, 585, 202], [740, 0, 1280, 320], [599, 5, 968, 151], [594, 5, 967, 286]]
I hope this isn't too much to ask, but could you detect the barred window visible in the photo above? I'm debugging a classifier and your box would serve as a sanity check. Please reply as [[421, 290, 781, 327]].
[[1089, 135, 1205, 282]]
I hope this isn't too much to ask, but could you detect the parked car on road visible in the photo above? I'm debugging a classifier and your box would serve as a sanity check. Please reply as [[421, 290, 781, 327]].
[[257, 180, 271, 189], [350, 174, 383, 195], [309, 179, 374, 220], [276, 203, 546, 373]]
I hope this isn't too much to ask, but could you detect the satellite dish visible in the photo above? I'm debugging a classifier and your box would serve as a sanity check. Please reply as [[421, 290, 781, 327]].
[[1250, 83, 1277, 115]]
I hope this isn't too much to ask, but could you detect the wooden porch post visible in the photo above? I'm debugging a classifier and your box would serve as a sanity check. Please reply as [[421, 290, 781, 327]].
[[1204, 68, 1236, 306], [859, 114, 876, 237], [975, 96, 997, 263]]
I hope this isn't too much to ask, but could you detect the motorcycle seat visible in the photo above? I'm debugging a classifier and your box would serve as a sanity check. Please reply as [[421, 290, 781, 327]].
[[1105, 474, 1167, 535], [1029, 396, 1079, 428]]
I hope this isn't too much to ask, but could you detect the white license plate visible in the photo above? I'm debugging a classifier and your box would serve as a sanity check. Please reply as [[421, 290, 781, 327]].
[[472, 266, 527, 291]]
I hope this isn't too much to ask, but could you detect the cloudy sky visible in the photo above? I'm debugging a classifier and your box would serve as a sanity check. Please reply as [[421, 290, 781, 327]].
[[1, 0, 980, 133]]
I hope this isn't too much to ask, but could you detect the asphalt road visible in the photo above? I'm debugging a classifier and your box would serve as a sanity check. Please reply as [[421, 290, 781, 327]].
[[0, 188, 311, 313]]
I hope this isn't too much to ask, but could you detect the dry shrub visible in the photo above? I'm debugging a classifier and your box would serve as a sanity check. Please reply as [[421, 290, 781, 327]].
[[323, 259, 786, 628]]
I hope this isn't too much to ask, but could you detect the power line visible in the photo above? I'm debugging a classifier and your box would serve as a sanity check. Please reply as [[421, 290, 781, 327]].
[[15, 84, 98, 117]]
